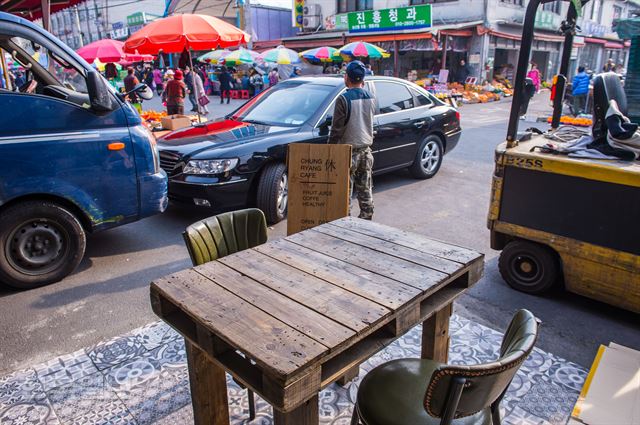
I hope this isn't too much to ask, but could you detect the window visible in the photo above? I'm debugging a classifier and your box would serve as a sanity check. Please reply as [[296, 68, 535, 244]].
[[412, 89, 433, 106], [374, 82, 414, 114], [500, 0, 523, 5], [542, 1, 560, 14], [337, 0, 373, 13], [410, 0, 456, 4], [613, 5, 622, 20]]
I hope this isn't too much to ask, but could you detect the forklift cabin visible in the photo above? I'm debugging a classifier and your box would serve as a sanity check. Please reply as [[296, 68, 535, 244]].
[[487, 0, 640, 313]]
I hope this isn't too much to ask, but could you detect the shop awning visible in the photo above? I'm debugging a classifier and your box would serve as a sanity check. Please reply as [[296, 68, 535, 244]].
[[604, 41, 624, 49], [284, 37, 345, 48], [440, 29, 473, 37], [584, 37, 608, 44], [348, 32, 432, 43], [0, 0, 83, 21], [488, 29, 565, 43]]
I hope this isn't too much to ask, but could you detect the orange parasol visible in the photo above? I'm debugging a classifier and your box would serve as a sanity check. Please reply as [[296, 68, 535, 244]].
[[123, 14, 250, 55]]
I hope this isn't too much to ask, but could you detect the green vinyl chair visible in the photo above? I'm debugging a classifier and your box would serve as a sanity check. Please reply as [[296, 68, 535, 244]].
[[351, 309, 538, 425], [183, 208, 268, 421]]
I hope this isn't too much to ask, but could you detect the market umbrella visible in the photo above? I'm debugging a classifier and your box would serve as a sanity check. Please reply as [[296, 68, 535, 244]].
[[221, 48, 259, 66], [77, 39, 128, 63], [123, 14, 250, 54], [338, 41, 390, 59], [299, 46, 342, 63], [198, 49, 231, 64], [261, 46, 301, 65]]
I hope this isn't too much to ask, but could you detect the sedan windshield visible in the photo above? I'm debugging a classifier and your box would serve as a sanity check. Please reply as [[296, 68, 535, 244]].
[[234, 81, 334, 127]]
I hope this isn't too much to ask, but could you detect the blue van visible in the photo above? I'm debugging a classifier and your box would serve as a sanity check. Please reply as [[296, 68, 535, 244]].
[[0, 12, 167, 289]]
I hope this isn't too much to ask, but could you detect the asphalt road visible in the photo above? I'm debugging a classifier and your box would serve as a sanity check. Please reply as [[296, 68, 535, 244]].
[[1, 94, 638, 376]]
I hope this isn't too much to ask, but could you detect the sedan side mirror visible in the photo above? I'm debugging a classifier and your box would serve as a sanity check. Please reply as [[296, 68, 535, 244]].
[[87, 71, 113, 112]]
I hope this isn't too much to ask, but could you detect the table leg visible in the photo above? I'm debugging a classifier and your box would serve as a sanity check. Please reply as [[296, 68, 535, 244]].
[[273, 394, 319, 425], [185, 341, 230, 425], [421, 302, 452, 363], [337, 365, 360, 386]]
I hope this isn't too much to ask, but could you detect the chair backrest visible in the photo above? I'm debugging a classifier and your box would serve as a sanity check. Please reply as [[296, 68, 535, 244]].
[[424, 309, 538, 419], [182, 208, 268, 266]]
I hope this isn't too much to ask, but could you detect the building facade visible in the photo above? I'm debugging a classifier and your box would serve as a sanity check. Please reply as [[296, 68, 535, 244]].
[[282, 0, 639, 82]]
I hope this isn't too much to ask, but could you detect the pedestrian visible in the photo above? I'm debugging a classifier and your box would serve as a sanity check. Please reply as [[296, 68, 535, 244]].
[[14, 71, 25, 89], [268, 68, 279, 86], [603, 58, 615, 72], [339, 63, 347, 75], [527, 62, 541, 93], [455, 59, 472, 84], [164, 69, 187, 115], [144, 67, 155, 94], [193, 69, 209, 115], [241, 72, 251, 91], [571, 66, 590, 115], [183, 66, 198, 112], [290, 67, 302, 78], [250, 69, 263, 96], [105, 62, 118, 80], [364, 64, 374, 76], [123, 67, 140, 104], [153, 67, 164, 96], [218, 65, 232, 104], [328, 61, 376, 220]]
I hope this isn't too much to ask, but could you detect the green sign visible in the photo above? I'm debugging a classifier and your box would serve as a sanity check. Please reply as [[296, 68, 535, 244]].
[[127, 12, 145, 27], [347, 5, 431, 33]]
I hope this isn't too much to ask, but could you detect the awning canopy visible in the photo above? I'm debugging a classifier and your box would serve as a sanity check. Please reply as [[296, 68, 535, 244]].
[[0, 0, 83, 21]]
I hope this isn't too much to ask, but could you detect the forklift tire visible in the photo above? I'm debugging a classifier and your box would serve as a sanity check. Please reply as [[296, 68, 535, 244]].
[[0, 201, 86, 290], [498, 240, 559, 295]]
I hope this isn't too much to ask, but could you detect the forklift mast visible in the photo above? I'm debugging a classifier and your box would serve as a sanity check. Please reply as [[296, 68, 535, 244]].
[[506, 0, 588, 147]]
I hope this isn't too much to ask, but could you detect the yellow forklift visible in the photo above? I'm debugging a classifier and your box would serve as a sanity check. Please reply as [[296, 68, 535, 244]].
[[488, 0, 640, 313]]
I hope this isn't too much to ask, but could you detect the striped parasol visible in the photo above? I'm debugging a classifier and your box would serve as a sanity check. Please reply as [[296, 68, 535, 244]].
[[198, 49, 231, 64], [338, 41, 390, 59], [221, 48, 259, 66], [261, 46, 301, 65], [299, 46, 342, 63]]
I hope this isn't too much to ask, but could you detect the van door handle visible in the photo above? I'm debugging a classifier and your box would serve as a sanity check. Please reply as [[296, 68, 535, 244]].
[[108, 142, 125, 151], [414, 120, 427, 128]]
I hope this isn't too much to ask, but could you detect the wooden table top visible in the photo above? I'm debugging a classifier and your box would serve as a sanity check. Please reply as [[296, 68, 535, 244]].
[[151, 217, 484, 388]]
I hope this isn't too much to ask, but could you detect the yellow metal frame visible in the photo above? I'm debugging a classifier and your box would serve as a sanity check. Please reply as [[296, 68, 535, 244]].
[[488, 138, 640, 313]]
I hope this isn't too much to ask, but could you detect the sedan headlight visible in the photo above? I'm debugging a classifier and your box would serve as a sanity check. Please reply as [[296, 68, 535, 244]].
[[183, 158, 239, 175]]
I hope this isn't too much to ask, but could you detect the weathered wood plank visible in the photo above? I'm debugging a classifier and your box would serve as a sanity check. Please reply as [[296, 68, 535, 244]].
[[219, 250, 390, 333], [422, 303, 453, 363], [254, 239, 421, 310], [196, 261, 353, 348], [273, 394, 319, 425], [286, 230, 449, 290], [331, 217, 480, 265], [185, 341, 230, 425], [317, 223, 462, 275], [151, 269, 326, 380]]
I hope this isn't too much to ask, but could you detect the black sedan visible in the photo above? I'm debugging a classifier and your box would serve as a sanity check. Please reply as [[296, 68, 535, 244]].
[[157, 75, 462, 223]]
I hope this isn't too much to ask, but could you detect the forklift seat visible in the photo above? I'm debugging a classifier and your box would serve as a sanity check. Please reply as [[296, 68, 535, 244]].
[[592, 72, 628, 140]]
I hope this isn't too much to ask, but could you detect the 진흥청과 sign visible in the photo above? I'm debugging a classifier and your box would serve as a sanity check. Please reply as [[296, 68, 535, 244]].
[[347, 5, 431, 33]]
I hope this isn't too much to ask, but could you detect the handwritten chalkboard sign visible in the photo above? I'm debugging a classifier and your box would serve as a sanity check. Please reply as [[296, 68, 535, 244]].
[[287, 143, 351, 235]]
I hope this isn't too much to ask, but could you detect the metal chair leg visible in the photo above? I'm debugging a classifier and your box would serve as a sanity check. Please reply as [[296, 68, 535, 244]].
[[351, 403, 359, 425], [248, 389, 256, 420]]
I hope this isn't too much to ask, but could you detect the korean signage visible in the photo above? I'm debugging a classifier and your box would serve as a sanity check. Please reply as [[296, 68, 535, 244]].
[[293, 0, 304, 28], [127, 12, 146, 27], [347, 5, 431, 33], [325, 13, 348, 31]]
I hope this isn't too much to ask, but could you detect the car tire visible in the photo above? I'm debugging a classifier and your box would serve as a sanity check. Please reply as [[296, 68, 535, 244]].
[[498, 240, 559, 295], [256, 162, 288, 225], [409, 135, 444, 179], [0, 201, 86, 290]]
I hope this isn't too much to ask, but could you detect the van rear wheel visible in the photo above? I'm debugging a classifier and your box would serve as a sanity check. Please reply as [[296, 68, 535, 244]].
[[0, 201, 86, 290], [498, 240, 559, 295]]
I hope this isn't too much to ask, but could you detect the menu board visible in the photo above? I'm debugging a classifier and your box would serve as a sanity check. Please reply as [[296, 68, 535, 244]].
[[287, 143, 351, 235]]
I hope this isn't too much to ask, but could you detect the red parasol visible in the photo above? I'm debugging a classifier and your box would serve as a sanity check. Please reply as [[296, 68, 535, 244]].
[[77, 39, 155, 64], [123, 14, 250, 55]]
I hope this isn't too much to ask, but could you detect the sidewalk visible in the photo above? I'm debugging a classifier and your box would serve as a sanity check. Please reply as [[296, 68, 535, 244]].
[[0, 315, 586, 425]]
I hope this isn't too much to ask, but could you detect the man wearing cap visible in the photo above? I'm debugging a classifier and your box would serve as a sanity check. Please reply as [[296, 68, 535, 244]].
[[328, 60, 376, 220]]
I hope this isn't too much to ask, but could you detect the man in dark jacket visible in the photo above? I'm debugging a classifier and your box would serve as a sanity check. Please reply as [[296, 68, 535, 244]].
[[455, 59, 472, 84], [572, 66, 590, 114], [218, 66, 232, 104], [328, 61, 376, 220], [183, 66, 198, 112]]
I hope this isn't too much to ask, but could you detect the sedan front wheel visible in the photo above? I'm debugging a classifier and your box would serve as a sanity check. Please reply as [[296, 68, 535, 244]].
[[256, 162, 288, 224], [409, 135, 444, 179]]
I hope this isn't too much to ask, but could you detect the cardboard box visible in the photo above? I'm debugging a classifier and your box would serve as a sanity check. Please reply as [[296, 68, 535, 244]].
[[161, 115, 192, 131]]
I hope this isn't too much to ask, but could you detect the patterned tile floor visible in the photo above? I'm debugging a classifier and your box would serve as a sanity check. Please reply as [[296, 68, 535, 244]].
[[0, 315, 587, 425]]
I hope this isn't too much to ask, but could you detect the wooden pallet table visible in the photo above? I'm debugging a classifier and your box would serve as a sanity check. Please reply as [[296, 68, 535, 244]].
[[150, 217, 484, 425]]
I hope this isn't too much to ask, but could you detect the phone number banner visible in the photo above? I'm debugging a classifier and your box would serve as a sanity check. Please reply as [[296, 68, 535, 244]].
[[347, 5, 431, 33]]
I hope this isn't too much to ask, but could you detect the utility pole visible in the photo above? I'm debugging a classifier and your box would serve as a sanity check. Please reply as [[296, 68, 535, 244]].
[[244, 0, 253, 49], [93, 0, 102, 39], [74, 6, 84, 47], [83, 1, 92, 43]]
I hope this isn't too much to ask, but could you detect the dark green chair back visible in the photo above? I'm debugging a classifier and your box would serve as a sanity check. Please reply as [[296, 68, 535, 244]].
[[424, 309, 538, 421], [183, 208, 268, 266]]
